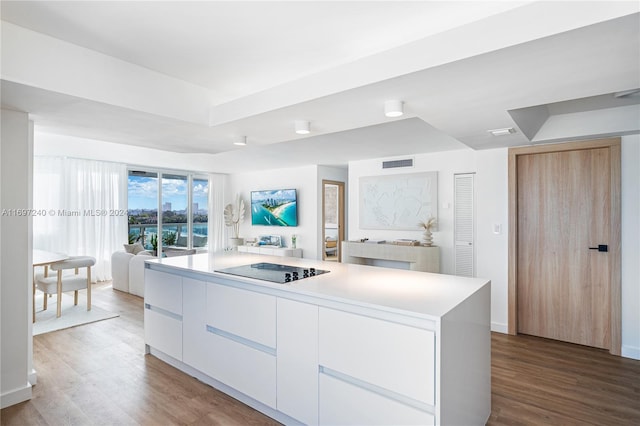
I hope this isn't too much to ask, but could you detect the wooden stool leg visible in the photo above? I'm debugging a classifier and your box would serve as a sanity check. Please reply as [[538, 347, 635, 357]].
[[43, 292, 48, 310], [56, 270, 62, 318], [87, 266, 92, 311], [74, 290, 78, 305]]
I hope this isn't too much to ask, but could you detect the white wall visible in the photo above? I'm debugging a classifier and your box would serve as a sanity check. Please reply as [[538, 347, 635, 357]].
[[621, 135, 640, 359], [348, 149, 507, 332], [1, 109, 33, 408], [348, 150, 475, 275], [475, 148, 509, 333], [229, 165, 320, 259]]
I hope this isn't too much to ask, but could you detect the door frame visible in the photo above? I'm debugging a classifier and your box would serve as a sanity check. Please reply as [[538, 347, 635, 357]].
[[508, 138, 621, 355], [322, 180, 345, 261]]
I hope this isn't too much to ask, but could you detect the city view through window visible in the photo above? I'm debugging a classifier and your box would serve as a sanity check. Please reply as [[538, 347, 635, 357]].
[[128, 171, 208, 254]]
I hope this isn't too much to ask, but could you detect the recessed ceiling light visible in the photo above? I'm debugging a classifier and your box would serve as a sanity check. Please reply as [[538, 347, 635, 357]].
[[384, 100, 404, 117], [488, 127, 516, 136], [234, 136, 247, 146], [295, 120, 310, 135]]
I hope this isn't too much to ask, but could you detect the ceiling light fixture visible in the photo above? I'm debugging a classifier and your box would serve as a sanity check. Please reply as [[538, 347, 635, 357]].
[[384, 100, 404, 117], [295, 120, 310, 135], [234, 136, 247, 146], [488, 127, 516, 136]]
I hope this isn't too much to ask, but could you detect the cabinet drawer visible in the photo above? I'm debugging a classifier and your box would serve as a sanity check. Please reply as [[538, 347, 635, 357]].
[[319, 374, 435, 426], [144, 308, 182, 361], [145, 269, 182, 314], [207, 283, 276, 348], [319, 308, 435, 405], [202, 329, 276, 408]]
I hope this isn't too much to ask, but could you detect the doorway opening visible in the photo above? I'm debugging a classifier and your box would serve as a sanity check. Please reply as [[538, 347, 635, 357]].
[[322, 180, 345, 262]]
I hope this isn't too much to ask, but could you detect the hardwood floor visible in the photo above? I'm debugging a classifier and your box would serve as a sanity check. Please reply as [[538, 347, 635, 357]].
[[1, 282, 279, 426], [488, 333, 640, 425], [2, 282, 640, 425]]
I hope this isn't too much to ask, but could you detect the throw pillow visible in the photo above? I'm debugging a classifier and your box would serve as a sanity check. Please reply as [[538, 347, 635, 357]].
[[124, 242, 145, 254]]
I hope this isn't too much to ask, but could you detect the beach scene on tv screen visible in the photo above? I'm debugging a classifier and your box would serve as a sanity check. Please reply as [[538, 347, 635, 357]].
[[251, 189, 297, 226]]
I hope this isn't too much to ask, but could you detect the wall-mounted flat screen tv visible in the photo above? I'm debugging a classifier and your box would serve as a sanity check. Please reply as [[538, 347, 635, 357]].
[[251, 189, 298, 227]]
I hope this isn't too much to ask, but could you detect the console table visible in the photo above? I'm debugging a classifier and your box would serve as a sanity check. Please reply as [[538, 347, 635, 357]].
[[342, 241, 440, 273], [238, 245, 302, 258]]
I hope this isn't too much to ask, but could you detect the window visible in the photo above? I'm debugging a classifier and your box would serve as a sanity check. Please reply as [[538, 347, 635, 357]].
[[192, 177, 209, 248], [128, 169, 208, 255]]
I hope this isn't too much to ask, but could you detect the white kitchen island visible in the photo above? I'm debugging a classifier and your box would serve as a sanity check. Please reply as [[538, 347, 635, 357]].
[[144, 252, 491, 426]]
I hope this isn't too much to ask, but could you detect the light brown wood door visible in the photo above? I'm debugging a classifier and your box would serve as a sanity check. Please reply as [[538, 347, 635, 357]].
[[517, 147, 611, 349]]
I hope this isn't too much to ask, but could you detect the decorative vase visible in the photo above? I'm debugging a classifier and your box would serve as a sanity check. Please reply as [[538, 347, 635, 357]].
[[423, 229, 433, 247], [291, 235, 297, 249], [229, 237, 244, 250]]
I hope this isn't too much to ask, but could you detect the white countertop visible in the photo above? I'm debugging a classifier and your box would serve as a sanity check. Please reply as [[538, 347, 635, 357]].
[[146, 252, 490, 320]]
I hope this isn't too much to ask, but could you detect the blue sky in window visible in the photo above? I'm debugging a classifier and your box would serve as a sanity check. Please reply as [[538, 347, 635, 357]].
[[128, 175, 208, 211]]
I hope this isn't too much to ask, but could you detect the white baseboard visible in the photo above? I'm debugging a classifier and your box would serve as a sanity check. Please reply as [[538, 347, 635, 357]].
[[1, 382, 32, 409], [491, 322, 508, 334], [621, 345, 640, 360], [28, 368, 37, 386]]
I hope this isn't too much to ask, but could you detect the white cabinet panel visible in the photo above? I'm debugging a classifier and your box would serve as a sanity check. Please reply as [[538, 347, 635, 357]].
[[319, 374, 435, 426], [237, 246, 302, 257], [207, 283, 276, 348], [182, 277, 207, 372], [202, 329, 276, 408], [319, 308, 435, 405], [277, 298, 319, 425], [145, 269, 182, 314], [144, 308, 182, 361], [144, 269, 183, 361]]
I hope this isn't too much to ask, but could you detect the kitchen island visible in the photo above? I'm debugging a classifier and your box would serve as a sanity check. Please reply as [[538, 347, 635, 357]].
[[144, 252, 491, 425]]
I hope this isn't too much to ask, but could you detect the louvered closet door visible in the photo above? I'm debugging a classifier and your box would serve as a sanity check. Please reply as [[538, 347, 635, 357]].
[[454, 173, 475, 277]]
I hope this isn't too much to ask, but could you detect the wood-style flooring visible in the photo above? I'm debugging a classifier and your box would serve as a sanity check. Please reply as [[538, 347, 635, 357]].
[[2, 282, 640, 425]]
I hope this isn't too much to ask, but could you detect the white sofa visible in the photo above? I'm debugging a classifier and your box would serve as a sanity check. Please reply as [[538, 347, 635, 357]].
[[111, 250, 154, 297]]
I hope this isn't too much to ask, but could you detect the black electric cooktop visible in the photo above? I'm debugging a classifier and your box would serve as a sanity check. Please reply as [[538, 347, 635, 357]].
[[215, 262, 329, 284]]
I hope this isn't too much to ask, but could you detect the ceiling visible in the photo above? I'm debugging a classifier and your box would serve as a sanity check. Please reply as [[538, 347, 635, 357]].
[[1, 1, 639, 173]]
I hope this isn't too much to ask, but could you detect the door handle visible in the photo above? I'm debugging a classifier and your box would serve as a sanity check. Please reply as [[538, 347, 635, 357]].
[[588, 244, 608, 252]]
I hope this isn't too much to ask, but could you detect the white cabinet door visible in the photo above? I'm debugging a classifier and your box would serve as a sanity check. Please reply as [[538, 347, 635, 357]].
[[207, 282, 276, 348], [202, 327, 277, 408], [144, 269, 183, 360], [319, 374, 435, 426], [319, 307, 435, 405], [277, 298, 319, 425], [145, 269, 182, 314], [144, 308, 182, 361], [182, 277, 207, 373]]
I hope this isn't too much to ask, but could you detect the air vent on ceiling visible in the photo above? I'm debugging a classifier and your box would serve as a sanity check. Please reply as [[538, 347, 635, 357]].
[[382, 159, 413, 169]]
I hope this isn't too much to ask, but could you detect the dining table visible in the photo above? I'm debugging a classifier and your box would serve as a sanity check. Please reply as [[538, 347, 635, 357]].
[[32, 249, 68, 322]]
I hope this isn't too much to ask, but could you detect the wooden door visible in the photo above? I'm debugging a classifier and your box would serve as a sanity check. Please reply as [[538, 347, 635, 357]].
[[509, 138, 621, 354]]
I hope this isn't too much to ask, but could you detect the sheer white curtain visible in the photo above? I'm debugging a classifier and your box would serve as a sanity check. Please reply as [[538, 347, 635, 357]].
[[33, 157, 128, 281], [208, 173, 227, 253]]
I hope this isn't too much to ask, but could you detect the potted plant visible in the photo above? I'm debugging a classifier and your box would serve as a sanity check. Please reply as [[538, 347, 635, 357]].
[[150, 234, 158, 256], [418, 217, 437, 246], [163, 231, 177, 246], [224, 194, 245, 249]]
